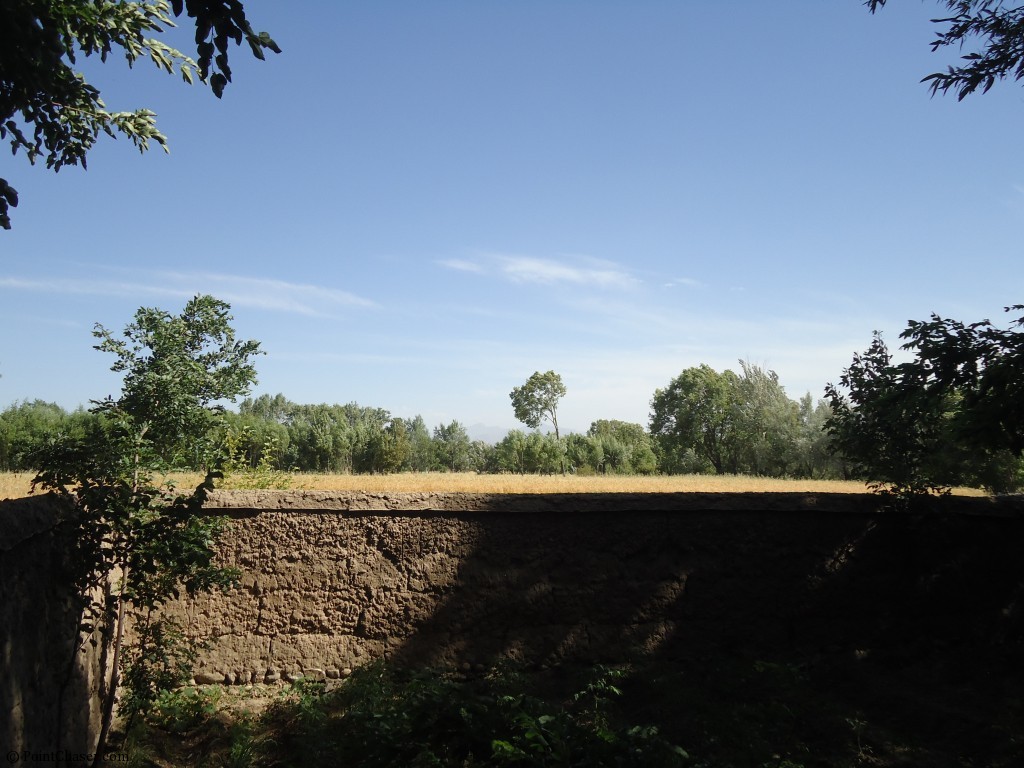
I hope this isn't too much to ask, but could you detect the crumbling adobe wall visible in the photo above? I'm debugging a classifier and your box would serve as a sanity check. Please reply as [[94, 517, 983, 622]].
[[161, 491, 1024, 687], [6, 489, 1024, 756]]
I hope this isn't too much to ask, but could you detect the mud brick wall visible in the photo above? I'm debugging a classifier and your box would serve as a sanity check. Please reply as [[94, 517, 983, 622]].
[[6, 488, 1023, 758], [160, 491, 1024, 687]]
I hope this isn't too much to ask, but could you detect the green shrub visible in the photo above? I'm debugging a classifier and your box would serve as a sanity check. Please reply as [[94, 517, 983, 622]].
[[148, 686, 221, 734], [268, 662, 689, 767]]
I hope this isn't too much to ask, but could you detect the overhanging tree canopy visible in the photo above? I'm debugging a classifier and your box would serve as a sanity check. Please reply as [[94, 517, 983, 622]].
[[825, 306, 1024, 496], [868, 0, 1024, 99], [0, 0, 279, 229]]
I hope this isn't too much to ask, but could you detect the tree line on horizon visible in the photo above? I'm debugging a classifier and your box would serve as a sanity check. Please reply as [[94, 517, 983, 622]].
[[0, 362, 845, 480], [6, 340, 1024, 493]]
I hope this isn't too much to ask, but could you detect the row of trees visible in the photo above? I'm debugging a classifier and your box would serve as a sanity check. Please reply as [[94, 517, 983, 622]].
[[8, 331, 1024, 492], [650, 362, 839, 478], [2, 364, 841, 479]]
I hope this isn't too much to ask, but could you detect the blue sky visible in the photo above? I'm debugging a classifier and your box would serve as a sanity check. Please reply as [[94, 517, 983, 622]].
[[2, 1, 1023, 441]]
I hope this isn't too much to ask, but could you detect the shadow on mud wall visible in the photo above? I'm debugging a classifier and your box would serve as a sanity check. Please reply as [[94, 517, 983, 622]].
[[0, 496, 106, 757], [391, 509, 699, 669], [388, 507, 877, 668], [393, 507, 905, 667], [388, 501, 1024, 765], [624, 507, 1024, 766]]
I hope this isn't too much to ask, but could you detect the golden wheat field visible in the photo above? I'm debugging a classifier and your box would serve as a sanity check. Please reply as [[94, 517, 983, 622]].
[[0, 470, 989, 500]]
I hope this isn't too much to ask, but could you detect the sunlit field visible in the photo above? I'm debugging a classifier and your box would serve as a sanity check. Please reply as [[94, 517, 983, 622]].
[[273, 472, 881, 494], [0, 472, 37, 500], [2, 470, 989, 500]]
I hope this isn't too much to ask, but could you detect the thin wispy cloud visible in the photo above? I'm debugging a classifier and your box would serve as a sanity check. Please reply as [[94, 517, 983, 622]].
[[495, 255, 638, 288], [437, 258, 486, 274], [0, 277, 192, 300], [663, 277, 703, 289], [436, 253, 639, 289], [0, 271, 376, 317], [158, 272, 377, 315]]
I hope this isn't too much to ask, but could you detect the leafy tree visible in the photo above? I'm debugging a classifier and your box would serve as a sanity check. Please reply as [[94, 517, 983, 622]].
[[650, 365, 739, 474], [0, 0, 279, 229], [433, 419, 472, 472], [794, 393, 844, 479], [353, 415, 411, 474], [868, 1, 1024, 100], [510, 370, 566, 440], [827, 307, 1024, 496], [467, 439, 492, 472], [510, 370, 567, 474], [825, 332, 964, 497], [381, 417, 412, 473], [240, 392, 294, 424], [216, 411, 290, 472], [31, 294, 261, 762], [407, 414, 435, 471], [286, 403, 354, 472], [0, 399, 97, 470], [651, 362, 826, 477], [587, 419, 658, 475], [93, 294, 262, 467], [491, 429, 562, 474], [565, 432, 603, 474], [900, 305, 1024, 456], [492, 429, 529, 474], [731, 361, 801, 477], [523, 430, 564, 474]]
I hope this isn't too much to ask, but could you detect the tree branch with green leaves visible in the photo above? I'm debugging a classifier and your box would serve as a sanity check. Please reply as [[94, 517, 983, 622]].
[[868, 0, 1024, 99], [0, 0, 280, 229], [825, 306, 1024, 501]]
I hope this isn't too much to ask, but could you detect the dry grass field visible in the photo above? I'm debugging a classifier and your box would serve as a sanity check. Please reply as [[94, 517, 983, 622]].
[[0, 472, 36, 500], [1, 470, 988, 500], [273, 472, 881, 494]]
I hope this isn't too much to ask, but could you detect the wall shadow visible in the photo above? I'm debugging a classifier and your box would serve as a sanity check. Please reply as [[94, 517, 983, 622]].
[[0, 495, 105, 759], [384, 495, 1024, 766], [164, 490, 1024, 765]]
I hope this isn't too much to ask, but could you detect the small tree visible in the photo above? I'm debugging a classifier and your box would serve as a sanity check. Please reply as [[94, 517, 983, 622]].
[[33, 294, 261, 763], [433, 420, 472, 472], [826, 306, 1024, 498], [510, 370, 567, 473], [510, 371, 566, 439], [825, 332, 955, 499], [492, 429, 529, 474], [93, 294, 262, 466], [407, 415, 435, 471]]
